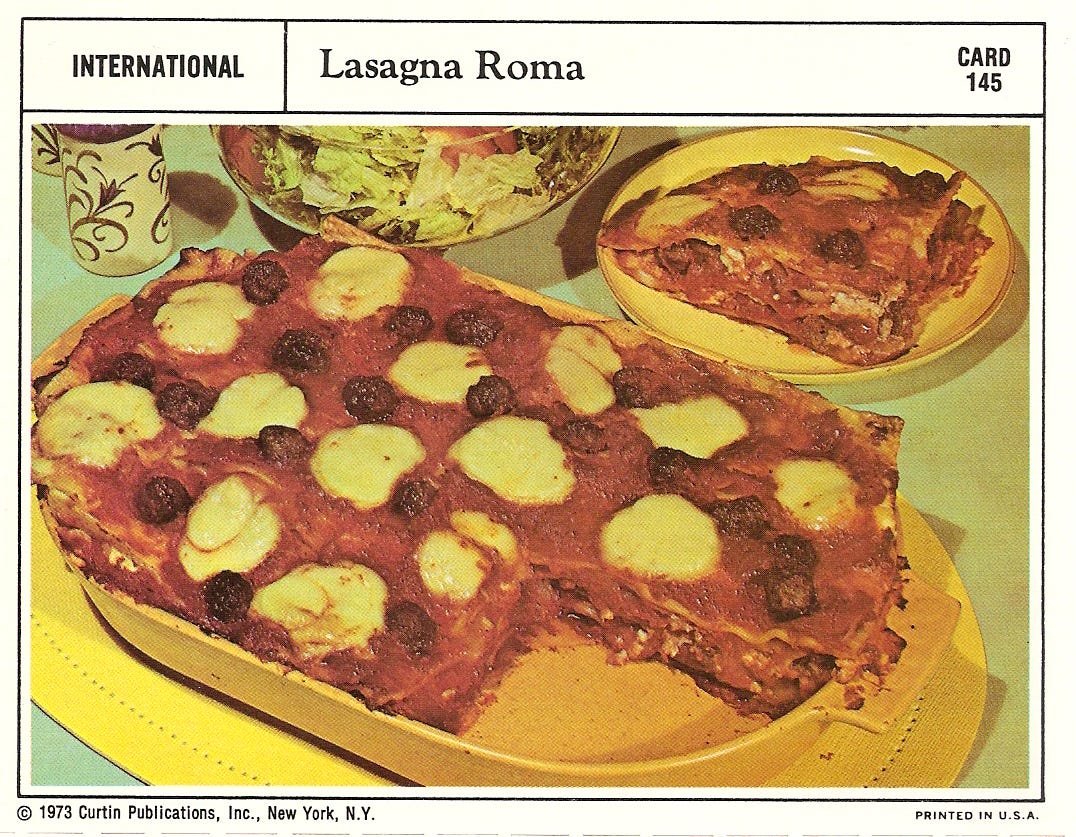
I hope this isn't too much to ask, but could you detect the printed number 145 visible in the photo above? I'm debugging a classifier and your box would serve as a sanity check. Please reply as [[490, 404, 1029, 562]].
[[968, 72, 1002, 91]]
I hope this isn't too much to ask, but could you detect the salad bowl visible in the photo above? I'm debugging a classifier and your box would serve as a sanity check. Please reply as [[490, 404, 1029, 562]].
[[214, 125, 620, 247]]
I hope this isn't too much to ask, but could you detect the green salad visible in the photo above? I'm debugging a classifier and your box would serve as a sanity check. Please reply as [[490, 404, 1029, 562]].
[[225, 126, 618, 246]]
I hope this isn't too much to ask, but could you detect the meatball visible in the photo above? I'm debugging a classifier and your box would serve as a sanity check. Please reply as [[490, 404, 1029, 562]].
[[385, 601, 438, 656], [611, 366, 660, 409], [553, 418, 607, 454], [203, 570, 254, 622], [257, 425, 312, 465], [761, 569, 816, 622], [756, 167, 800, 196], [727, 204, 781, 240], [241, 259, 290, 305], [710, 495, 769, 539], [465, 375, 515, 418], [647, 446, 696, 488], [656, 239, 720, 275], [133, 475, 191, 525], [342, 375, 398, 423], [770, 533, 819, 572], [391, 479, 438, 519], [817, 228, 867, 268], [99, 352, 155, 390], [909, 169, 949, 202], [385, 306, 434, 344], [445, 308, 503, 347], [155, 380, 217, 429], [754, 533, 822, 621], [271, 328, 330, 373]]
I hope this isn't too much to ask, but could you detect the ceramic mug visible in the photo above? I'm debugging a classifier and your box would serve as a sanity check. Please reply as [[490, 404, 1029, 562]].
[[57, 124, 174, 277]]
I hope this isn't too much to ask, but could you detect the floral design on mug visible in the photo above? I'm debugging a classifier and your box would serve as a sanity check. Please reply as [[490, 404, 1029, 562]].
[[61, 131, 171, 264], [31, 124, 61, 173], [63, 149, 136, 262], [126, 131, 172, 244]]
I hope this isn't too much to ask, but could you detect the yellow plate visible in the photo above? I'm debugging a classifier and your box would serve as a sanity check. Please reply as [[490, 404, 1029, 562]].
[[596, 127, 1017, 384]]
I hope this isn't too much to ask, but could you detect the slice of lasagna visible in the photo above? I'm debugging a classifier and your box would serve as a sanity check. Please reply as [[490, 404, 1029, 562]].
[[598, 156, 993, 365]]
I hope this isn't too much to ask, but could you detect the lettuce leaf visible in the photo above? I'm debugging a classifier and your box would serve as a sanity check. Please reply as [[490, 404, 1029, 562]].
[[448, 150, 542, 213]]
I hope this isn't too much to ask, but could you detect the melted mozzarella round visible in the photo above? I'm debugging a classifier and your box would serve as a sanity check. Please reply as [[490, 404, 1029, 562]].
[[449, 416, 575, 505], [544, 325, 622, 415], [600, 494, 720, 581], [251, 563, 388, 657], [198, 372, 307, 438], [388, 341, 492, 404], [417, 531, 488, 603], [179, 475, 281, 581], [308, 245, 412, 321], [417, 511, 520, 602], [630, 395, 748, 459], [35, 381, 164, 468], [635, 194, 715, 244], [450, 510, 520, 566], [311, 425, 425, 509], [803, 166, 899, 202], [773, 458, 857, 530], [154, 282, 255, 354]]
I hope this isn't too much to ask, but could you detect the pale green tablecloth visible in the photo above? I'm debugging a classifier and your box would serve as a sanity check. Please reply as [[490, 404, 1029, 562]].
[[29, 124, 1032, 788]]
